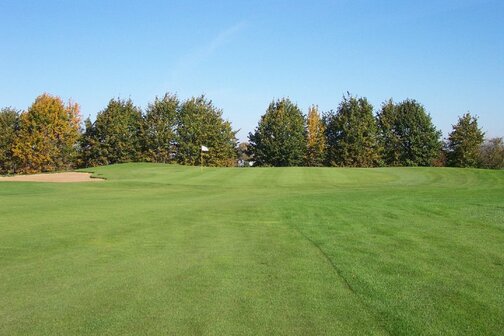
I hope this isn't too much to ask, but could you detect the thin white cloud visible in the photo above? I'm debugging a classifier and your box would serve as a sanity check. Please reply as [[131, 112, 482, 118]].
[[170, 21, 247, 79], [206, 21, 247, 56]]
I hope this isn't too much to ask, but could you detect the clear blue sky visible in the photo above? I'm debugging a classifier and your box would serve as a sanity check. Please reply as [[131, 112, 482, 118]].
[[1, 0, 503, 141]]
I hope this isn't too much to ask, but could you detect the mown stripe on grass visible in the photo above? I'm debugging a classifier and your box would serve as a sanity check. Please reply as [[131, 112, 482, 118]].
[[290, 224, 393, 335]]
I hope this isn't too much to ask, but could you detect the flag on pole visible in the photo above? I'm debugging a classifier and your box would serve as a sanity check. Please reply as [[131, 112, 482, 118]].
[[201, 145, 209, 152]]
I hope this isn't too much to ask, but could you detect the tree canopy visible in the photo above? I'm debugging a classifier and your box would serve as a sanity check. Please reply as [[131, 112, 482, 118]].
[[80, 98, 143, 166], [377, 99, 441, 166], [176, 96, 237, 167], [305, 105, 326, 166], [325, 94, 380, 167], [446, 113, 484, 167], [143, 93, 179, 163], [479, 137, 504, 169], [1, 91, 500, 172], [12, 94, 80, 173], [248, 98, 306, 166], [0, 107, 20, 174]]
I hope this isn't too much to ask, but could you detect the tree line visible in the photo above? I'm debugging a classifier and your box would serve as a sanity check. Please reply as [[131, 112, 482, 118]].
[[247, 95, 503, 169], [1, 92, 503, 175], [0, 93, 236, 174]]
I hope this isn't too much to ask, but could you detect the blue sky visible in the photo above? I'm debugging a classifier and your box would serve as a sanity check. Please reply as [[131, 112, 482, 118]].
[[1, 0, 503, 141]]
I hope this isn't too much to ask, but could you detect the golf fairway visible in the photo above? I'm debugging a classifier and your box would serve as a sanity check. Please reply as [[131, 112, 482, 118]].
[[1, 163, 503, 335]]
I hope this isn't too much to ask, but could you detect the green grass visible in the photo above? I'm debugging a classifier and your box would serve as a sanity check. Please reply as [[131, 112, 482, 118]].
[[1, 163, 503, 335]]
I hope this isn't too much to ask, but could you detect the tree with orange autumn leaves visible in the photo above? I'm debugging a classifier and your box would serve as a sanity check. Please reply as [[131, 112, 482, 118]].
[[305, 105, 326, 166], [12, 93, 81, 174]]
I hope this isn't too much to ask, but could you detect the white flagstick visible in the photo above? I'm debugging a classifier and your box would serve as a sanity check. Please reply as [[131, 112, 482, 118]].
[[200, 146, 208, 171]]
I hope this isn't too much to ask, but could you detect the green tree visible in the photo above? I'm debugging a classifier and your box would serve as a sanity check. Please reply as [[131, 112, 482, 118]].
[[377, 99, 441, 166], [305, 105, 326, 166], [446, 113, 485, 167], [325, 94, 380, 167], [12, 94, 81, 173], [143, 93, 178, 163], [248, 98, 306, 166], [376, 99, 402, 166], [479, 137, 504, 169], [176, 96, 237, 167], [78, 117, 107, 168], [80, 98, 143, 166], [0, 107, 20, 174]]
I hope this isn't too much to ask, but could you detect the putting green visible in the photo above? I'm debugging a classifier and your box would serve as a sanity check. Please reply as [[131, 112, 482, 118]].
[[1, 163, 503, 335]]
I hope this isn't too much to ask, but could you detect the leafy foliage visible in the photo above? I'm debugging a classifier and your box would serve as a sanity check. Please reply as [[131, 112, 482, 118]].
[[325, 94, 380, 167], [305, 105, 326, 166], [80, 98, 143, 166], [0, 107, 20, 174], [377, 99, 441, 166], [143, 93, 178, 163], [446, 113, 484, 167], [176, 96, 237, 167], [1, 92, 499, 171], [376, 99, 402, 166], [12, 94, 80, 173], [248, 98, 306, 166], [479, 137, 504, 169], [237, 142, 250, 162], [78, 117, 106, 168]]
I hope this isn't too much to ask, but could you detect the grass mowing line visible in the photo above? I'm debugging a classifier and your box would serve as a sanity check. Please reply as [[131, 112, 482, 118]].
[[290, 223, 393, 336]]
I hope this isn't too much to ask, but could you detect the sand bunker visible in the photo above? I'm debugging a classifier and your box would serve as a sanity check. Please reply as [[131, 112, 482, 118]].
[[0, 172, 104, 183]]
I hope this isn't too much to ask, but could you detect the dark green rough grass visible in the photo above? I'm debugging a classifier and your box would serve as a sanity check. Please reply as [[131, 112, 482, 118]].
[[0, 163, 503, 335]]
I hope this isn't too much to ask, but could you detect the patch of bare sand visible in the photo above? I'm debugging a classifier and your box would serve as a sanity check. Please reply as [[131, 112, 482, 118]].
[[0, 172, 104, 183]]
